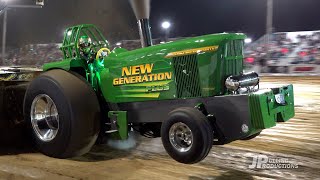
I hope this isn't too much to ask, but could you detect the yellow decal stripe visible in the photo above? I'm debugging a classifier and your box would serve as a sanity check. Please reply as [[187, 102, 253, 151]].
[[117, 93, 160, 98], [165, 46, 219, 58], [123, 80, 172, 87], [121, 89, 147, 93], [0, 74, 16, 81]]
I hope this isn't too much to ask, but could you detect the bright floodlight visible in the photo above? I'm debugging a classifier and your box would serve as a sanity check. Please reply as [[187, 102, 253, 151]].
[[245, 38, 252, 44], [116, 42, 122, 46], [67, 31, 72, 36], [36, 0, 44, 6], [161, 21, 171, 29]]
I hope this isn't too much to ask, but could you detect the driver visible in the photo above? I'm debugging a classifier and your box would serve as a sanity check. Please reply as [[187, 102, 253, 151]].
[[78, 35, 96, 63]]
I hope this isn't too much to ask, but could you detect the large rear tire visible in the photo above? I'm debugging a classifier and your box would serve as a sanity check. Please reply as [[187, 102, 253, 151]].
[[161, 107, 213, 164], [24, 69, 100, 158]]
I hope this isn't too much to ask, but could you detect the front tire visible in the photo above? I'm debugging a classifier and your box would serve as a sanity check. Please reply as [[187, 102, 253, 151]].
[[161, 107, 213, 164], [24, 69, 100, 158]]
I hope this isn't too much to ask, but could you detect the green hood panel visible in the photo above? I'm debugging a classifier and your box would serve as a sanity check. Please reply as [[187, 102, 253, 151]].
[[100, 33, 246, 103], [109, 33, 246, 59]]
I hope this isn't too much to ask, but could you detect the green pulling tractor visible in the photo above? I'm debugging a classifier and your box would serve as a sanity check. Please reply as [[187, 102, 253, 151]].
[[0, 0, 294, 164]]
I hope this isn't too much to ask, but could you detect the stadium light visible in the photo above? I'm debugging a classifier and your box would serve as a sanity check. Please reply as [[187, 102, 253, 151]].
[[161, 21, 171, 29], [245, 38, 252, 44], [161, 21, 171, 42], [116, 42, 122, 46], [67, 31, 72, 36], [1, 0, 43, 65], [266, 0, 273, 61], [36, 0, 44, 6]]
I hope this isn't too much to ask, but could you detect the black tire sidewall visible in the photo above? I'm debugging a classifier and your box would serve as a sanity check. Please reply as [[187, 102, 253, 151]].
[[24, 75, 72, 157], [161, 107, 213, 164], [24, 70, 100, 158]]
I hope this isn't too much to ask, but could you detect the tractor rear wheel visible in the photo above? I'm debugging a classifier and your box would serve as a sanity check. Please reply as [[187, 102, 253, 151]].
[[24, 69, 100, 158], [161, 107, 213, 164]]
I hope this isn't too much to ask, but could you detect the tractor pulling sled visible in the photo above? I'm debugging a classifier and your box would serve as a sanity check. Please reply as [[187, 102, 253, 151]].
[[0, 0, 294, 164]]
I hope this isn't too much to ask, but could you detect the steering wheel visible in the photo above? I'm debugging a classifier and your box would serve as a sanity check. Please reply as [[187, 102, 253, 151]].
[[96, 48, 111, 61]]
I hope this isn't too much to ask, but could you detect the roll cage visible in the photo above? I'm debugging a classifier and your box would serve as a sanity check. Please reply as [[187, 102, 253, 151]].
[[61, 24, 110, 60]]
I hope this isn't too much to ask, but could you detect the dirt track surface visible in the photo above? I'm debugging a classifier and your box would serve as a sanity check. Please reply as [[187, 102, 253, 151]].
[[0, 77, 319, 180]]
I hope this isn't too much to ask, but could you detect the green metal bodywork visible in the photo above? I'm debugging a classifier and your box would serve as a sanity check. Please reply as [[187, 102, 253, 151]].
[[44, 24, 245, 103], [108, 111, 128, 140], [43, 24, 295, 140], [247, 84, 295, 136]]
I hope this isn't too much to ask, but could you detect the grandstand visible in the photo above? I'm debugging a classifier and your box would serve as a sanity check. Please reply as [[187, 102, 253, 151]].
[[245, 30, 320, 73], [5, 44, 62, 66]]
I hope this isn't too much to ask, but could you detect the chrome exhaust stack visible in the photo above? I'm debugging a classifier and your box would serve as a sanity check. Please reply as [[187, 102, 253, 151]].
[[129, 0, 153, 47]]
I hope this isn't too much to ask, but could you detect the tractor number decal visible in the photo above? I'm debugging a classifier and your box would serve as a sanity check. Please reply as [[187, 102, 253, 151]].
[[113, 63, 172, 86]]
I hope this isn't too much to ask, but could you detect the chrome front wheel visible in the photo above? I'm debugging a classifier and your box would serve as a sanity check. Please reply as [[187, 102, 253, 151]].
[[30, 94, 59, 142], [169, 122, 193, 152], [161, 107, 214, 164]]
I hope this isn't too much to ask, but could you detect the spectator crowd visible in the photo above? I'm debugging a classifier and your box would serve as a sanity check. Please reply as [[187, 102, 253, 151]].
[[244, 31, 320, 69], [5, 44, 63, 66]]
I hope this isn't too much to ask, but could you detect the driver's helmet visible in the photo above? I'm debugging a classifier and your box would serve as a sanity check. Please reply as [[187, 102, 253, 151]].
[[78, 35, 92, 54]]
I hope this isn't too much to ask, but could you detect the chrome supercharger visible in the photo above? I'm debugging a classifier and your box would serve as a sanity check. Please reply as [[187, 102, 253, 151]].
[[225, 72, 260, 93]]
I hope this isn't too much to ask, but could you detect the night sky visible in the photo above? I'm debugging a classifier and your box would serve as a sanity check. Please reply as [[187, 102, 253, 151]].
[[2, 0, 320, 47]]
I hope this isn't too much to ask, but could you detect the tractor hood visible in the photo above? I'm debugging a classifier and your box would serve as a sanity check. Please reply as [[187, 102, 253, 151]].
[[102, 33, 246, 103], [109, 33, 246, 59]]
